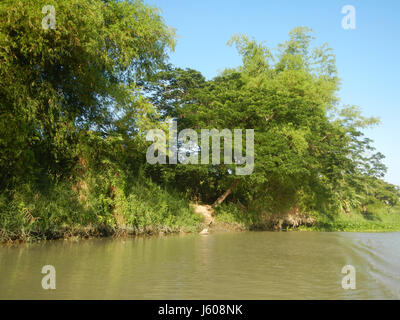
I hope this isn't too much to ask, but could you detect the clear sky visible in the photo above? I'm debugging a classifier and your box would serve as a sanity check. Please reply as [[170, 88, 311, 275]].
[[147, 0, 400, 185]]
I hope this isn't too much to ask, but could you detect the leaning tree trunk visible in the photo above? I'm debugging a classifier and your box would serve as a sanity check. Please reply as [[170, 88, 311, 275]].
[[213, 178, 239, 207]]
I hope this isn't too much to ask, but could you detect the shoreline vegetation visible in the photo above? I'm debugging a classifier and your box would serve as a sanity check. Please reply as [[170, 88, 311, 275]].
[[1, 185, 399, 243], [1, 0, 400, 243]]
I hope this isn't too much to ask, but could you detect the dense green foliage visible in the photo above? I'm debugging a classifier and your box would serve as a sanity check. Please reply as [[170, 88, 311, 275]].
[[0, 1, 399, 241], [144, 28, 400, 221], [0, 0, 200, 241]]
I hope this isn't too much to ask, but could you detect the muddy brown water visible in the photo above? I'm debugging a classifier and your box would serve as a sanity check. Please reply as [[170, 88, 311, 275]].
[[0, 231, 399, 299]]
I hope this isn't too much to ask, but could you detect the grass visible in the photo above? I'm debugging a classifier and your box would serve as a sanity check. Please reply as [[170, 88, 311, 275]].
[[214, 202, 400, 233], [299, 205, 400, 232], [0, 177, 203, 243], [213, 202, 270, 230], [2, 177, 399, 243]]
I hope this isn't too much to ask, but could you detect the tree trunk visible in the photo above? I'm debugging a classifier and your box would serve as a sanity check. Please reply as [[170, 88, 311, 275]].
[[362, 204, 367, 213], [213, 178, 239, 207]]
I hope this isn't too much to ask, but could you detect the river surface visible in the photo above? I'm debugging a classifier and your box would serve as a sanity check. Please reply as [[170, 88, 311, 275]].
[[0, 231, 399, 299]]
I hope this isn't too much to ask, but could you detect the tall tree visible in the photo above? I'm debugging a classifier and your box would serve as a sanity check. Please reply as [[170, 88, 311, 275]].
[[0, 0, 175, 187]]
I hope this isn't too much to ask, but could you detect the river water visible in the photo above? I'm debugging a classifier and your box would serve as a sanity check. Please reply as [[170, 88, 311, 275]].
[[0, 231, 399, 299]]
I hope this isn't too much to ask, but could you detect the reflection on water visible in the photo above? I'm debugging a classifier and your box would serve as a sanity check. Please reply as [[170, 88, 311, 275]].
[[0, 232, 399, 299]]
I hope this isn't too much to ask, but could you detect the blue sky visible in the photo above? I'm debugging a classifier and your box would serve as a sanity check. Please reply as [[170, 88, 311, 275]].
[[147, 0, 400, 185]]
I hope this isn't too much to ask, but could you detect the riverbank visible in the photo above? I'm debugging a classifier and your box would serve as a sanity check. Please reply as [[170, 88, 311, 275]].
[[0, 178, 203, 243], [2, 206, 400, 244], [212, 202, 400, 233], [2, 183, 400, 244]]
